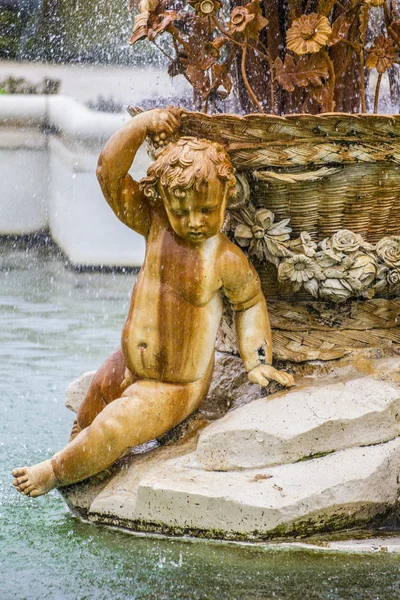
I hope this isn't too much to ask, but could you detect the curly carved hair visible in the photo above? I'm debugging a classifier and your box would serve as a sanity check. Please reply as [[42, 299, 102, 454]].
[[140, 137, 236, 200]]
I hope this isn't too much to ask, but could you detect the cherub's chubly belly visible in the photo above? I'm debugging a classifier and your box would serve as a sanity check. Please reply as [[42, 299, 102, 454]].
[[122, 289, 223, 383]]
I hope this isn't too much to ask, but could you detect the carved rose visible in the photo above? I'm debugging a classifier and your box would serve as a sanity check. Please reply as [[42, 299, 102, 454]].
[[227, 201, 400, 301], [348, 253, 377, 291], [331, 229, 363, 253], [376, 236, 400, 268], [387, 269, 400, 286]]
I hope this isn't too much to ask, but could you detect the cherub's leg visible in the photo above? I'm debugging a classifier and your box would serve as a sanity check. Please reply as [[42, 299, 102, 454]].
[[12, 375, 209, 497], [70, 349, 132, 441]]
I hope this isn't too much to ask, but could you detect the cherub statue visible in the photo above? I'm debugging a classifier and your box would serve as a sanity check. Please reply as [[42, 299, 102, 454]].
[[12, 109, 294, 497]]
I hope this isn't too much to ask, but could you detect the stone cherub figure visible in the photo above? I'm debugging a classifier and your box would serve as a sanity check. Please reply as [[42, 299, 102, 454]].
[[12, 109, 294, 497]]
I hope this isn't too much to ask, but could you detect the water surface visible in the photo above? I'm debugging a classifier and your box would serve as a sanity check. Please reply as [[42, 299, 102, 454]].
[[1, 240, 400, 600]]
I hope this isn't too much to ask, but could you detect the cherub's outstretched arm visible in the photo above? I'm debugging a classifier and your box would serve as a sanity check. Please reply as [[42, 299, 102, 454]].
[[222, 247, 294, 388], [97, 109, 180, 236]]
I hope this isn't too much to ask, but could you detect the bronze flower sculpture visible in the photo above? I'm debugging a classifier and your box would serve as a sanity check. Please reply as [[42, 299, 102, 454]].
[[127, 0, 400, 114]]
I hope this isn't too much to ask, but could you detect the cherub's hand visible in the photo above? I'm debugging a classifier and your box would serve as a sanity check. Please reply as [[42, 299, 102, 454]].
[[140, 108, 181, 138], [248, 364, 295, 388]]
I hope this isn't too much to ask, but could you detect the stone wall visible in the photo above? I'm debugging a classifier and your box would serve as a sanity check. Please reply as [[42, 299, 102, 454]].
[[0, 94, 149, 266]]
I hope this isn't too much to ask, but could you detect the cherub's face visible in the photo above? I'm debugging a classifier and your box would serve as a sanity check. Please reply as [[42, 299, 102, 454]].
[[161, 176, 227, 244]]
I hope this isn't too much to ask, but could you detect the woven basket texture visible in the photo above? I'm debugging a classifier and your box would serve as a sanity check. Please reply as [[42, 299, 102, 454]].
[[181, 111, 400, 244], [179, 112, 400, 358]]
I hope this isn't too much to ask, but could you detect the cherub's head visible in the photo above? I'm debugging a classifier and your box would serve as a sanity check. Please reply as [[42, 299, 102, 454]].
[[140, 137, 236, 243]]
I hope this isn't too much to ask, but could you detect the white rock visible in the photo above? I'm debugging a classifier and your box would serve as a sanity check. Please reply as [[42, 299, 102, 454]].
[[195, 376, 400, 470], [65, 371, 95, 413], [81, 438, 400, 538]]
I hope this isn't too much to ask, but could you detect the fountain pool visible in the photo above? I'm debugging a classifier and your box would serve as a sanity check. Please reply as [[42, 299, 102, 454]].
[[2, 238, 400, 600]]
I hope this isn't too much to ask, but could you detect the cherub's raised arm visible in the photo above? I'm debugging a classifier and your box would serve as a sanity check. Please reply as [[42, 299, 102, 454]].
[[96, 109, 180, 236]]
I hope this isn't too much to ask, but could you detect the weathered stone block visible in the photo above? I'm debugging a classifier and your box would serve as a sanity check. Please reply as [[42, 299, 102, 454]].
[[84, 438, 400, 539], [65, 371, 95, 413], [196, 376, 400, 470]]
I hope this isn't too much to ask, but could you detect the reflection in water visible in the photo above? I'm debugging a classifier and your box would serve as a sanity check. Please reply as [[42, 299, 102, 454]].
[[1, 240, 400, 600]]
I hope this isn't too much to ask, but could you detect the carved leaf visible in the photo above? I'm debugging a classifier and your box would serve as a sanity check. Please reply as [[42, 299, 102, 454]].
[[168, 58, 183, 77], [389, 20, 400, 47], [328, 6, 359, 47], [267, 218, 292, 240], [264, 237, 292, 265], [198, 55, 217, 71], [303, 278, 319, 298], [148, 10, 178, 40], [324, 267, 347, 278], [212, 63, 232, 93], [184, 63, 211, 97], [309, 84, 331, 111], [235, 224, 253, 244], [250, 239, 264, 261], [129, 12, 150, 44], [319, 278, 352, 302], [274, 54, 329, 93], [318, 0, 338, 17], [359, 4, 369, 45]]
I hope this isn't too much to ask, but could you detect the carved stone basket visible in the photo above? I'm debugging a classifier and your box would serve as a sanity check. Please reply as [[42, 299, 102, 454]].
[[164, 111, 400, 362]]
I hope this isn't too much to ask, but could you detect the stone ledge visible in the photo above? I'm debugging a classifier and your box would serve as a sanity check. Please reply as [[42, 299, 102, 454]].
[[62, 437, 400, 540], [195, 376, 400, 470], [61, 355, 400, 540]]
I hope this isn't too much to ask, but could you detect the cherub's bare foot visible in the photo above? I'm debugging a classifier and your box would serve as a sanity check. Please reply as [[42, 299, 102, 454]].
[[69, 419, 81, 442], [12, 460, 57, 497]]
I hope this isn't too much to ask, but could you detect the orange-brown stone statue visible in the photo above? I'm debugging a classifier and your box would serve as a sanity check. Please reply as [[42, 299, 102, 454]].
[[12, 109, 294, 497]]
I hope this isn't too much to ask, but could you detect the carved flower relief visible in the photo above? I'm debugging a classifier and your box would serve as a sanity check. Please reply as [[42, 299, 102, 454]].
[[278, 254, 325, 296], [366, 36, 398, 73], [130, 1, 177, 44], [289, 232, 317, 257], [189, 0, 221, 16], [347, 253, 377, 290], [331, 229, 364, 253], [387, 269, 400, 286], [286, 13, 332, 55], [229, 0, 269, 39], [229, 200, 400, 301], [376, 236, 400, 267], [234, 208, 291, 264], [363, 0, 385, 6]]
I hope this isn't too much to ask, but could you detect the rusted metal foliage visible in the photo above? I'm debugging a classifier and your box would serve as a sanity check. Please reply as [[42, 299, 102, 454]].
[[128, 0, 400, 115]]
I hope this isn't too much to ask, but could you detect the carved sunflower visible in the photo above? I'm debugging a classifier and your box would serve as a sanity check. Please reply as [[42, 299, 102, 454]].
[[188, 0, 221, 16], [230, 0, 268, 40], [366, 35, 397, 73], [278, 254, 324, 295], [286, 13, 332, 55], [363, 0, 385, 6]]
